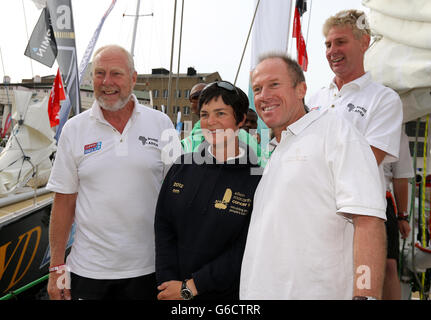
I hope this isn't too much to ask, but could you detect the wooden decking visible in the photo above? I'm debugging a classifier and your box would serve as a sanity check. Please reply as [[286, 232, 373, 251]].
[[0, 192, 54, 222]]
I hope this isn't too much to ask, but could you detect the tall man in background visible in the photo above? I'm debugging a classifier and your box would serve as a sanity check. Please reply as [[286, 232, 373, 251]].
[[307, 11, 404, 299], [307, 9, 403, 167]]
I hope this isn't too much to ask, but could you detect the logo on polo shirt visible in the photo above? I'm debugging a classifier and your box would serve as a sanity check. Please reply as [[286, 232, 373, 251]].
[[139, 136, 159, 147], [84, 141, 102, 154], [346, 103, 367, 117]]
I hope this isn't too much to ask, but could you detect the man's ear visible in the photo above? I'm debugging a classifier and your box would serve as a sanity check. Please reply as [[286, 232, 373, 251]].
[[132, 71, 138, 87], [295, 81, 307, 101], [361, 34, 371, 53]]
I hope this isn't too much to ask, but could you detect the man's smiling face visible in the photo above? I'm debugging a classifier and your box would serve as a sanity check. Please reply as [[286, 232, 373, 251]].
[[93, 47, 137, 111], [325, 26, 369, 85], [251, 57, 306, 139]]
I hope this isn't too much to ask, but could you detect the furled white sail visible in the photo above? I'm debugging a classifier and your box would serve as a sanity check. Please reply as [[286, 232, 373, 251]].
[[362, 0, 431, 22], [363, 0, 431, 122], [0, 90, 56, 195]]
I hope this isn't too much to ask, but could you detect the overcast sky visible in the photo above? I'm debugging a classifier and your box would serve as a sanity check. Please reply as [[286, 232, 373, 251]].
[[0, 0, 367, 100]]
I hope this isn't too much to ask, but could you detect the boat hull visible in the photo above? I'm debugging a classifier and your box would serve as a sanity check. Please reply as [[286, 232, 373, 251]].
[[0, 198, 52, 296]]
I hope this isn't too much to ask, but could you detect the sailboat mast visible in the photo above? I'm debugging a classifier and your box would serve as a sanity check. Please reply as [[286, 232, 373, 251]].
[[131, 0, 141, 56], [127, 0, 153, 57]]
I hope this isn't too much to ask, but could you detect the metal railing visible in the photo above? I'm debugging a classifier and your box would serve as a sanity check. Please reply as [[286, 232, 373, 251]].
[[0, 274, 48, 300]]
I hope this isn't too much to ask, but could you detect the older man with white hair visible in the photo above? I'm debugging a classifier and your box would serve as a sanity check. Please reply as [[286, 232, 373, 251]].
[[46, 44, 181, 300]]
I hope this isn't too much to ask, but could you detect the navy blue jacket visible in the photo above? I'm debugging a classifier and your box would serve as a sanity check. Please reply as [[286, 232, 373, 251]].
[[155, 142, 261, 300]]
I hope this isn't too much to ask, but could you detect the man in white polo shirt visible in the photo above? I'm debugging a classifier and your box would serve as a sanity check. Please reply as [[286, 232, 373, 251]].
[[46, 45, 181, 300], [240, 54, 387, 300], [307, 10, 404, 299], [307, 9, 402, 168]]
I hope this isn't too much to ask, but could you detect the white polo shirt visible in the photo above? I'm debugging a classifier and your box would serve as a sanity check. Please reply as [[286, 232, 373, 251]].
[[306, 72, 403, 164], [240, 109, 386, 300], [47, 95, 181, 279]]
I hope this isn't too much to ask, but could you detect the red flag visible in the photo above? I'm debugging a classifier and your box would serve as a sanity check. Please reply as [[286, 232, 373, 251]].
[[1, 113, 11, 138], [292, 1, 308, 71], [48, 69, 66, 127]]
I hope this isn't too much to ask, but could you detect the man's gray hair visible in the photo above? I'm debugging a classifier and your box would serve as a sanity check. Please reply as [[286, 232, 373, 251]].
[[92, 44, 135, 76]]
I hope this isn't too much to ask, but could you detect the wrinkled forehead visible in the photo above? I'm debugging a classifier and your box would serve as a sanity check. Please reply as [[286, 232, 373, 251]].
[[93, 48, 130, 71]]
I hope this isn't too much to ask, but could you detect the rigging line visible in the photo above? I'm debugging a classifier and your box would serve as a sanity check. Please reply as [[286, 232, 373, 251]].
[[405, 119, 421, 287], [410, 119, 427, 294], [11, 124, 33, 179], [305, 0, 312, 45], [0, 47, 6, 78], [167, 0, 178, 110], [420, 115, 429, 299], [21, 0, 34, 79], [174, 0, 184, 111], [234, 0, 261, 86], [0, 47, 11, 106]]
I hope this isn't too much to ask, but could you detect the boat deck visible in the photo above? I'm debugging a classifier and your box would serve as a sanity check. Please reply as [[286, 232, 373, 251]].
[[0, 192, 54, 224]]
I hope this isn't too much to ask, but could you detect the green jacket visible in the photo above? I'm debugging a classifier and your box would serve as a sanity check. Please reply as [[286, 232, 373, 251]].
[[181, 120, 263, 165]]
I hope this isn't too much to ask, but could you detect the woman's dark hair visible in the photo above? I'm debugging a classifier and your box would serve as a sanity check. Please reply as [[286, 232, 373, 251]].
[[198, 81, 249, 125]]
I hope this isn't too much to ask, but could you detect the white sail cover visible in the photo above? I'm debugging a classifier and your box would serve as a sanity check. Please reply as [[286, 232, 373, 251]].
[[363, 0, 431, 122], [0, 90, 56, 195]]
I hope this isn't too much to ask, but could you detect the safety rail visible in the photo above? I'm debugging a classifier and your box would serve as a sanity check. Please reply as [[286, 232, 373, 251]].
[[0, 274, 48, 300]]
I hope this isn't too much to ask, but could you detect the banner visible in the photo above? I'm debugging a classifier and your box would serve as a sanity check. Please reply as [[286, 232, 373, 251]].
[[78, 0, 116, 82], [46, 0, 81, 127], [24, 7, 57, 67]]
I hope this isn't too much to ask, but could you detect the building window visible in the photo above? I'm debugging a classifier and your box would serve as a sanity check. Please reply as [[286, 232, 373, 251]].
[[176, 90, 181, 98], [153, 89, 159, 98], [163, 89, 168, 98], [184, 90, 190, 99], [409, 141, 423, 158], [183, 106, 190, 115], [173, 106, 180, 114]]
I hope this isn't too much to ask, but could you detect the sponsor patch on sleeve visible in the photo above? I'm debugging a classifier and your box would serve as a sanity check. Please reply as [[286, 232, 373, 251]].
[[84, 141, 102, 154]]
